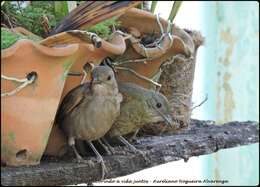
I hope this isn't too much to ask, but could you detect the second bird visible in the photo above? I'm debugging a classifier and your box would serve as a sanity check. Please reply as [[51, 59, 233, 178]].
[[105, 82, 174, 153]]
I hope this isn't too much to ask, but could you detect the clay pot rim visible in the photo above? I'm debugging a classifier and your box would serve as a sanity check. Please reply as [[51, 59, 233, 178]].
[[100, 33, 126, 55], [2, 39, 79, 59], [123, 8, 157, 21], [119, 8, 194, 57], [39, 31, 127, 56]]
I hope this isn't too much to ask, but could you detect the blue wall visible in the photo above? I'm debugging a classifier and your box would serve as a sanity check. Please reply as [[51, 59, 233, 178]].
[[198, 1, 259, 185]]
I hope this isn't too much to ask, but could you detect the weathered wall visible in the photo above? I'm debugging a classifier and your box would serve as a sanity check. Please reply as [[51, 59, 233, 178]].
[[198, 1, 259, 185]]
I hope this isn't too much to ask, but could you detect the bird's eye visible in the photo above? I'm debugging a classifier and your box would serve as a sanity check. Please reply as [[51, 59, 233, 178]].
[[156, 103, 162, 108], [107, 75, 111, 81]]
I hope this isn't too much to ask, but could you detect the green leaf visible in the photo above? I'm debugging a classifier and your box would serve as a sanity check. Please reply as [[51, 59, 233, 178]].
[[54, 1, 69, 21], [2, 1, 60, 37], [168, 1, 182, 22], [87, 17, 121, 38], [151, 1, 158, 13], [1, 27, 42, 50]]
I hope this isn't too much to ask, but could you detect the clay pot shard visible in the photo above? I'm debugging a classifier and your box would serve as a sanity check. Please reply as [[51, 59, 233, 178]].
[[1, 39, 80, 166]]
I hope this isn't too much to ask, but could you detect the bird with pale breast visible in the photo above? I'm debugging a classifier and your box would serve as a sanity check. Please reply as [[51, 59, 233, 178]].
[[103, 82, 174, 153], [56, 65, 122, 180]]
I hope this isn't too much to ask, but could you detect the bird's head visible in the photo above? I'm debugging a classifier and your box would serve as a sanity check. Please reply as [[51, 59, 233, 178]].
[[118, 82, 174, 127], [91, 66, 118, 95], [145, 91, 174, 127]]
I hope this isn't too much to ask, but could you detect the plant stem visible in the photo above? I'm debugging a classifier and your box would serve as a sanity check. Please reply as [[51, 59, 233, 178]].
[[168, 1, 182, 22], [151, 1, 157, 13]]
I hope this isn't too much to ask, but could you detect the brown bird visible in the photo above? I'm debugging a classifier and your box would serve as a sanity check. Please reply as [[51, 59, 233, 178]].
[[104, 82, 174, 153], [56, 65, 122, 180]]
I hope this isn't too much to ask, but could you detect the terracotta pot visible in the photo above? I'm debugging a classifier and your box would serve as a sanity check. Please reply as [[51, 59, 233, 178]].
[[1, 39, 80, 166], [114, 8, 195, 89]]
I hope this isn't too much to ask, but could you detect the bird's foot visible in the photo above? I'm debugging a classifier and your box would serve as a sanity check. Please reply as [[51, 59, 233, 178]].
[[99, 138, 121, 155], [98, 139, 114, 156], [106, 146, 120, 155], [114, 146, 132, 155], [75, 156, 95, 167], [96, 156, 108, 181], [128, 136, 138, 143], [123, 146, 150, 165], [128, 129, 139, 143], [101, 145, 113, 156], [103, 145, 117, 156]]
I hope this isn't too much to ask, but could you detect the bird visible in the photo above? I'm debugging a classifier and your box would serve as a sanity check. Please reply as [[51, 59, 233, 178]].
[[104, 82, 174, 154], [55, 65, 122, 180]]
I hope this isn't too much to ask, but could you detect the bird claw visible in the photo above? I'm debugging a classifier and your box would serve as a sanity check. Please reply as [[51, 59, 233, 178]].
[[108, 147, 119, 155], [75, 157, 95, 167], [96, 157, 108, 181], [104, 146, 115, 155], [128, 136, 137, 143]]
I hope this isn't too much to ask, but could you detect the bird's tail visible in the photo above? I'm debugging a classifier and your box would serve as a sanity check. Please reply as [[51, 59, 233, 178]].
[[49, 1, 142, 36]]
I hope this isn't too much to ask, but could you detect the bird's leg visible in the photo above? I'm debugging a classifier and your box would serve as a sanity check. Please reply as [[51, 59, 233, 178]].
[[87, 141, 108, 181], [68, 137, 94, 165], [129, 128, 140, 142], [117, 135, 138, 153], [101, 137, 117, 155], [97, 139, 112, 155], [117, 136, 150, 164], [72, 145, 84, 161], [68, 137, 84, 161]]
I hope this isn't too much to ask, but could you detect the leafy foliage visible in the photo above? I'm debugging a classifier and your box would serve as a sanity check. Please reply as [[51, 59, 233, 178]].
[[87, 18, 121, 39], [1, 27, 25, 49], [54, 1, 69, 22], [2, 1, 121, 39], [1, 27, 42, 49], [1, 1, 65, 37]]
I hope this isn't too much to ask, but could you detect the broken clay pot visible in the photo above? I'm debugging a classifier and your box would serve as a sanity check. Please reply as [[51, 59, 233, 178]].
[[114, 8, 195, 89], [1, 39, 80, 166]]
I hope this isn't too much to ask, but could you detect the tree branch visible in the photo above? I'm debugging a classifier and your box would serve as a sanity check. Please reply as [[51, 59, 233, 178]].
[[1, 119, 259, 186]]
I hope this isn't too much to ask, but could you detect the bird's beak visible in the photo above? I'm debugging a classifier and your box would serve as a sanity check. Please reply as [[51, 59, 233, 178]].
[[161, 114, 174, 127]]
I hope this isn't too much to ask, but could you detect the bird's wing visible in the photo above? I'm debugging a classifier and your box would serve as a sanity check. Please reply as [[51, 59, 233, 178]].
[[55, 83, 91, 124]]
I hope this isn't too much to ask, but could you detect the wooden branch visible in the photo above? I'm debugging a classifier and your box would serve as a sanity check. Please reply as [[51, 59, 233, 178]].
[[1, 119, 259, 186]]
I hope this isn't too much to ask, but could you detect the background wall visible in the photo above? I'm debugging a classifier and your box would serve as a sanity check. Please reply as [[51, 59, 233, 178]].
[[197, 1, 259, 185]]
